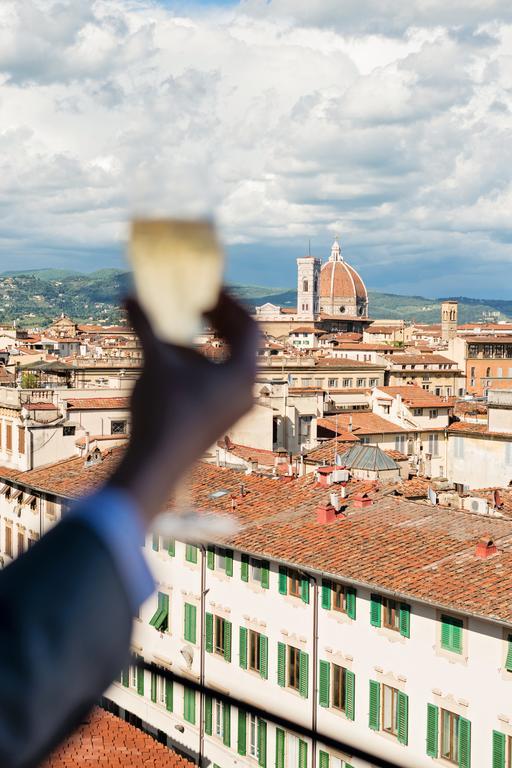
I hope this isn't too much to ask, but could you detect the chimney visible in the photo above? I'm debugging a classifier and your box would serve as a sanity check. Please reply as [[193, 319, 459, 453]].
[[475, 536, 497, 559], [352, 492, 372, 509], [316, 502, 337, 524]]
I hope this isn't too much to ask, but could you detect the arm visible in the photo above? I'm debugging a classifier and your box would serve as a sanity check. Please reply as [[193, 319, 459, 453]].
[[0, 291, 258, 768]]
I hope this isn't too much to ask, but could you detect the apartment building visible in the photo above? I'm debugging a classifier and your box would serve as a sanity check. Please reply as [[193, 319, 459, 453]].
[[2, 452, 512, 768], [383, 355, 464, 398]]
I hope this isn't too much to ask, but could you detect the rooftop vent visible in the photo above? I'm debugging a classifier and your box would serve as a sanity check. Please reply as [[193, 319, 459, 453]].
[[475, 536, 497, 559]]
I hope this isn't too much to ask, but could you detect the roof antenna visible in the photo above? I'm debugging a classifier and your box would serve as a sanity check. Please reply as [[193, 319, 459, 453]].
[[308, 239, 311, 257]]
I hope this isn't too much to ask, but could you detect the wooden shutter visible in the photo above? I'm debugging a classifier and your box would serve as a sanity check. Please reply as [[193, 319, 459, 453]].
[[151, 672, 157, 703], [167, 538, 175, 556], [6, 423, 12, 452], [137, 664, 144, 696], [346, 586, 357, 619], [321, 580, 331, 610], [299, 651, 309, 698], [301, 577, 310, 604], [399, 603, 410, 638], [275, 728, 285, 768], [184, 603, 196, 643], [239, 627, 248, 669], [207, 547, 215, 570], [205, 612, 214, 653], [319, 660, 330, 707], [204, 695, 213, 735], [237, 709, 247, 756], [278, 567, 287, 595], [493, 730, 506, 768], [165, 679, 173, 712], [224, 620, 232, 662], [241, 554, 249, 582], [426, 703, 439, 757], [226, 550, 233, 577], [260, 634, 268, 679], [18, 427, 25, 455], [458, 716, 471, 768], [298, 739, 308, 768], [370, 595, 381, 627], [261, 561, 270, 589], [223, 703, 231, 747], [319, 751, 329, 768], [506, 635, 512, 671], [345, 669, 355, 721], [277, 642, 286, 687], [368, 680, 380, 731], [258, 719, 267, 768], [397, 691, 408, 745]]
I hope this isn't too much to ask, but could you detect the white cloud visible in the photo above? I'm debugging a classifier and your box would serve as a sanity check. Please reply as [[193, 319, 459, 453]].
[[0, 0, 511, 294]]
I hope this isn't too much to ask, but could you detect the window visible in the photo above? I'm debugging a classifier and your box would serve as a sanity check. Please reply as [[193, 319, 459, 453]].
[[429, 409, 438, 419], [298, 416, 313, 441], [382, 598, 401, 632], [5, 423, 12, 452], [249, 630, 261, 672], [382, 405, 390, 414], [207, 546, 233, 576], [184, 603, 197, 643], [277, 642, 308, 698], [237, 712, 266, 765], [441, 709, 461, 763], [17, 531, 24, 557], [241, 555, 270, 588], [413, 408, 422, 416], [302, 378, 312, 387], [370, 594, 410, 637], [149, 591, 169, 632], [328, 378, 338, 388], [5, 524, 12, 557], [152, 533, 160, 551], [154, 674, 172, 710], [428, 433, 439, 457], [453, 436, 465, 459], [249, 714, 258, 759], [205, 613, 232, 661], [357, 378, 366, 387], [492, 730, 512, 768], [369, 680, 408, 745], [279, 566, 309, 603], [185, 544, 198, 564], [18, 427, 25, 455], [319, 660, 355, 720], [332, 664, 347, 711], [63, 425, 75, 437], [395, 434, 406, 453], [369, 378, 378, 386], [342, 378, 353, 388], [214, 699, 226, 740], [110, 420, 127, 435], [440, 614, 463, 654], [321, 579, 356, 619], [240, 627, 268, 678]]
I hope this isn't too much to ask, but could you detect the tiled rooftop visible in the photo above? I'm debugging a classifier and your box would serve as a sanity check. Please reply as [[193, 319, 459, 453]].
[[41, 707, 194, 767], [375, 385, 453, 408], [318, 412, 407, 435], [66, 398, 130, 410]]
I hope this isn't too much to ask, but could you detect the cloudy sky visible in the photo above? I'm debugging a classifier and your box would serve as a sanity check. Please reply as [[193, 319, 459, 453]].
[[1, 0, 512, 296]]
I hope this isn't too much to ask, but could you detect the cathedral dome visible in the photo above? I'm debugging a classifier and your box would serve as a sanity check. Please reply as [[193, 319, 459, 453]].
[[318, 238, 368, 317]]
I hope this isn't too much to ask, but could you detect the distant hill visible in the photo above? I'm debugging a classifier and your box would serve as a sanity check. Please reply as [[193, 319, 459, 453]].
[[0, 270, 509, 327]]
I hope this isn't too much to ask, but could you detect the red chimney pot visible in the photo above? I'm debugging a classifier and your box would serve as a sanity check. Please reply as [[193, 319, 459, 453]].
[[316, 503, 337, 524], [475, 536, 497, 559]]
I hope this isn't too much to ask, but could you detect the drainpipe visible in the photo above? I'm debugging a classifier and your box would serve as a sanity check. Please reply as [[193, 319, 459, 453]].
[[311, 576, 319, 768], [198, 545, 207, 766]]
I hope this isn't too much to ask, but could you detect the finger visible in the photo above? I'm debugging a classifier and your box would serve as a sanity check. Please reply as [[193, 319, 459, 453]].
[[205, 290, 260, 372], [124, 296, 159, 362]]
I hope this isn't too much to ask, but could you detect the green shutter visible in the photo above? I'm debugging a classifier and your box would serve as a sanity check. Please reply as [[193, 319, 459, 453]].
[[258, 719, 267, 768], [205, 612, 214, 653], [368, 680, 380, 731], [241, 554, 249, 582], [204, 695, 213, 735], [223, 703, 231, 747], [137, 664, 144, 696], [299, 651, 309, 698], [397, 691, 408, 745], [399, 603, 410, 638], [261, 561, 270, 589], [346, 587, 357, 620], [150, 592, 164, 626], [224, 620, 232, 662], [452, 619, 463, 654], [319, 751, 329, 768], [152, 533, 159, 551], [277, 642, 286, 687], [151, 672, 157, 703], [298, 739, 308, 768], [275, 728, 285, 768], [239, 626, 248, 669], [122, 667, 129, 687], [260, 634, 268, 679], [207, 547, 215, 570], [459, 716, 471, 768], [226, 550, 233, 577], [321, 580, 331, 610], [441, 614, 463, 653], [167, 537, 175, 556], [370, 595, 381, 627], [238, 709, 247, 756], [505, 635, 512, 672], [319, 660, 330, 707], [165, 678, 173, 712], [301, 577, 310, 604], [154, 593, 169, 632], [345, 669, 355, 721], [426, 704, 439, 758], [493, 730, 506, 768], [278, 566, 287, 594], [184, 603, 197, 644], [186, 544, 198, 564], [441, 615, 451, 649], [184, 688, 196, 724]]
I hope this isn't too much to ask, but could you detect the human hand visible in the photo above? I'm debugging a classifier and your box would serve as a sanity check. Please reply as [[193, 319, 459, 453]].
[[109, 290, 259, 527]]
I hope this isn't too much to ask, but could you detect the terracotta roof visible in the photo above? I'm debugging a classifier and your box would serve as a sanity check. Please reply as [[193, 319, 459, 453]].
[[66, 398, 130, 410], [319, 260, 367, 302], [42, 708, 194, 767], [464, 335, 512, 344], [333, 342, 395, 351], [319, 412, 407, 435], [448, 422, 512, 440], [289, 327, 320, 334], [217, 440, 281, 467], [384, 449, 409, 461], [365, 326, 401, 334], [288, 387, 324, 395], [304, 437, 360, 463], [24, 401, 58, 411], [375, 386, 452, 408], [389, 354, 458, 366], [393, 477, 431, 499]]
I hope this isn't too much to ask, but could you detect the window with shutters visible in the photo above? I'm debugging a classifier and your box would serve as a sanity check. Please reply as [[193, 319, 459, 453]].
[[17, 530, 24, 557], [278, 642, 308, 698], [441, 708, 460, 763], [249, 630, 261, 673], [440, 614, 464, 654], [185, 544, 198, 564], [149, 591, 169, 633], [129, 664, 138, 690], [504, 633, 512, 673], [382, 684, 399, 737], [493, 730, 512, 768], [249, 714, 258, 759], [288, 645, 301, 690], [5, 524, 12, 557], [333, 583, 347, 613], [18, 427, 25, 455], [214, 700, 225, 740], [183, 602, 197, 644], [5, 422, 12, 452], [382, 598, 400, 632], [215, 616, 227, 656], [279, 566, 309, 603], [332, 664, 347, 712], [369, 680, 408, 744], [289, 570, 301, 598], [156, 675, 167, 707], [251, 559, 262, 584]]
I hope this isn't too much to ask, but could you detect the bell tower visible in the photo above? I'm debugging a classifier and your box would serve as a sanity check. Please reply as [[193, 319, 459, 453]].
[[297, 254, 321, 321], [441, 300, 458, 341]]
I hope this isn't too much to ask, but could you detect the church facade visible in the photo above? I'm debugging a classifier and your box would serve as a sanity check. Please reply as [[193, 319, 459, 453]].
[[255, 238, 371, 337]]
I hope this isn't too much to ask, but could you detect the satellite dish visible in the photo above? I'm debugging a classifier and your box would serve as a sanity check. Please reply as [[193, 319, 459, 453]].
[[180, 645, 194, 668]]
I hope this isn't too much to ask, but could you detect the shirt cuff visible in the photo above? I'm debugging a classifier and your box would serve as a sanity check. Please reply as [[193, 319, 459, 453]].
[[68, 487, 155, 614]]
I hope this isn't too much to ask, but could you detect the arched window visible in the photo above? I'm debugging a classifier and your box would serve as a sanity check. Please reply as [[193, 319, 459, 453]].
[[486, 367, 491, 378], [303, 279, 309, 292]]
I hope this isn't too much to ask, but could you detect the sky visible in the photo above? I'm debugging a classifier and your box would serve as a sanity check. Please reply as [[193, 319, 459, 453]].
[[1, 1, 512, 296]]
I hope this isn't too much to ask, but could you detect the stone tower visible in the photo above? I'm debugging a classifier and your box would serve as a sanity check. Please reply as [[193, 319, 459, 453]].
[[441, 300, 458, 341], [297, 255, 321, 321]]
